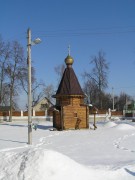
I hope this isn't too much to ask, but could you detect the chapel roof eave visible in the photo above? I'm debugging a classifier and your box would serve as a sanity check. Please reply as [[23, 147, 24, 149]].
[[52, 94, 85, 99]]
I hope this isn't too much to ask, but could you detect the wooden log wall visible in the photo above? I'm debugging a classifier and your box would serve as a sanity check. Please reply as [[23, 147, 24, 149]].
[[63, 104, 88, 129], [53, 111, 61, 129]]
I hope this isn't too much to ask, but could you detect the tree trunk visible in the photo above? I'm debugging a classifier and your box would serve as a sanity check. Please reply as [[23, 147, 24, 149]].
[[9, 87, 13, 122]]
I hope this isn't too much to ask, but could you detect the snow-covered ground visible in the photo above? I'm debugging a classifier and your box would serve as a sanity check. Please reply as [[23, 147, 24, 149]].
[[0, 118, 135, 180]]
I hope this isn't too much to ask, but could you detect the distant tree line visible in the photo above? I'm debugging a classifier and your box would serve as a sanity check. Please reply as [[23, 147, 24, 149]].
[[82, 51, 133, 110]]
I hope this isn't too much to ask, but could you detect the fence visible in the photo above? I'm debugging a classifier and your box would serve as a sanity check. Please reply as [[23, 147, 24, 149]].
[[0, 110, 53, 122], [0, 109, 123, 122], [111, 111, 123, 116], [89, 109, 123, 122], [90, 109, 123, 116]]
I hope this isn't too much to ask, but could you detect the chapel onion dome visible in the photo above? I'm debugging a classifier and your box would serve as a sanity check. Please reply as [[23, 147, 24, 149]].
[[65, 55, 74, 66]]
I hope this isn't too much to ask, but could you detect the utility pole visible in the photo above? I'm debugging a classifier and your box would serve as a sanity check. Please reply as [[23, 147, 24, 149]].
[[27, 28, 32, 145], [27, 28, 41, 145]]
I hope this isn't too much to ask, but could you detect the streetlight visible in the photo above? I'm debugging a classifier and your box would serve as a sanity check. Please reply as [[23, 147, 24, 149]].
[[27, 28, 41, 145]]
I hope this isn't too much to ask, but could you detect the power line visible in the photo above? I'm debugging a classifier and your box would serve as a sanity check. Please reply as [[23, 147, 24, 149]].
[[32, 30, 135, 38], [2, 26, 135, 40], [32, 26, 135, 38], [34, 25, 135, 33]]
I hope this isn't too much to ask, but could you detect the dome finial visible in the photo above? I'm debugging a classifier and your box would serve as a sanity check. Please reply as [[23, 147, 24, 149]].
[[65, 45, 74, 66], [68, 45, 70, 55]]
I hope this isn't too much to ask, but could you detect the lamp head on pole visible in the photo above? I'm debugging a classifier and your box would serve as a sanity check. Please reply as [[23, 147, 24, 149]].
[[31, 38, 42, 45]]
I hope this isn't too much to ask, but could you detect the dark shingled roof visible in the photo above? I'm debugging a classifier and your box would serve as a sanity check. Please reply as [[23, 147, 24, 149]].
[[55, 66, 84, 97]]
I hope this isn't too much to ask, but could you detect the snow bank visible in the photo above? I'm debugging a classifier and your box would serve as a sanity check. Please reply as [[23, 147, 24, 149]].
[[111, 117, 121, 121], [104, 121, 135, 130], [0, 148, 134, 180], [0, 148, 92, 180], [104, 121, 117, 128], [113, 124, 135, 130]]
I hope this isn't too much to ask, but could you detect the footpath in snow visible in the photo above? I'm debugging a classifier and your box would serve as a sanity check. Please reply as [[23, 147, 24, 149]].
[[0, 118, 135, 180]]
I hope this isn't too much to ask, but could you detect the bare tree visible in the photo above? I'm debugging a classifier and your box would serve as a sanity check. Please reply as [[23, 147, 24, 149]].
[[83, 79, 98, 105], [44, 84, 55, 104], [83, 51, 109, 109], [0, 39, 11, 106], [32, 80, 46, 107], [18, 63, 46, 108], [54, 63, 65, 86], [115, 92, 132, 111], [0, 83, 10, 106], [0, 38, 47, 118], [6, 41, 25, 121]]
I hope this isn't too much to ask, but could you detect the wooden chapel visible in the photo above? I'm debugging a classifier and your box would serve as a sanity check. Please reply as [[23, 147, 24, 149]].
[[53, 52, 89, 130]]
